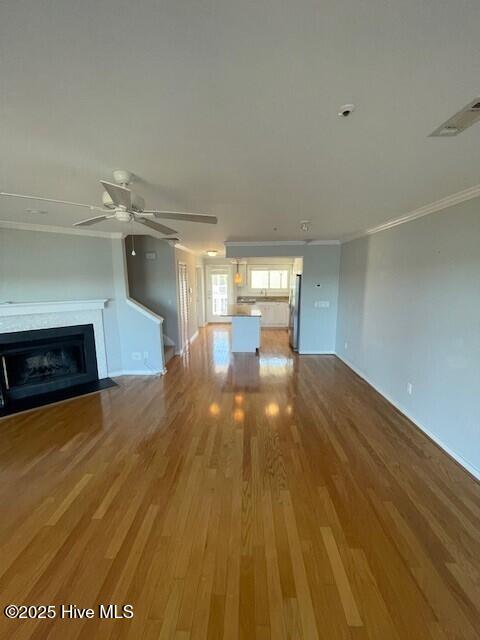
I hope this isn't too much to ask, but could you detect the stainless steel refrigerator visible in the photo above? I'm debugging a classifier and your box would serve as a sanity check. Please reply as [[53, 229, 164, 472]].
[[289, 274, 301, 351]]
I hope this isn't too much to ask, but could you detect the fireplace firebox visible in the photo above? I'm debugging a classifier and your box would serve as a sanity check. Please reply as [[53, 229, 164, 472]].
[[0, 324, 115, 416]]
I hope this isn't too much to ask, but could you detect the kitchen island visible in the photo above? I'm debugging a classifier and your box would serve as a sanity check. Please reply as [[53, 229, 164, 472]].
[[221, 304, 262, 352]]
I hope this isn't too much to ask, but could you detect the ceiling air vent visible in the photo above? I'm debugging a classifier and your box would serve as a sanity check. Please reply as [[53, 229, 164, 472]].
[[430, 97, 480, 137]]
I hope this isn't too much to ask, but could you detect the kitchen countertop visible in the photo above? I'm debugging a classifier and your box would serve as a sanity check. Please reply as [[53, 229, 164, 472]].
[[221, 304, 262, 317], [236, 296, 289, 304]]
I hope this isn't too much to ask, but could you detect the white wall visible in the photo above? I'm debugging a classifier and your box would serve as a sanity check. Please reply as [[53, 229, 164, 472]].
[[0, 228, 165, 375], [336, 198, 480, 478]]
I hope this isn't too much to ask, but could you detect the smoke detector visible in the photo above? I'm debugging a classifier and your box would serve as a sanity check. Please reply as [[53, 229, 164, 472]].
[[338, 104, 355, 118], [300, 220, 311, 232], [430, 98, 480, 137]]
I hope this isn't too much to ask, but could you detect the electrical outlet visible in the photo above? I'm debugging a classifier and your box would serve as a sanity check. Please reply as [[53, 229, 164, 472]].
[[314, 300, 330, 309], [344, 342, 348, 350], [407, 382, 413, 396], [132, 352, 142, 361]]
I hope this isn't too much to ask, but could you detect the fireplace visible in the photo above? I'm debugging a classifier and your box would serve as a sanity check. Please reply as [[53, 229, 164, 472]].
[[0, 325, 115, 416]]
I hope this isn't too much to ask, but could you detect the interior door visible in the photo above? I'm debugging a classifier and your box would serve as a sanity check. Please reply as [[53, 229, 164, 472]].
[[206, 266, 233, 323], [178, 262, 189, 351], [195, 265, 205, 328]]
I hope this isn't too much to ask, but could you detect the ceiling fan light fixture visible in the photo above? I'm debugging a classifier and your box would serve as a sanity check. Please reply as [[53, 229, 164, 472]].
[[1, 171, 217, 238], [207, 250, 218, 257]]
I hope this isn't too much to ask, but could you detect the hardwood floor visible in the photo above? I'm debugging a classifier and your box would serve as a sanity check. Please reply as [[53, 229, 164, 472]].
[[1, 326, 480, 639]]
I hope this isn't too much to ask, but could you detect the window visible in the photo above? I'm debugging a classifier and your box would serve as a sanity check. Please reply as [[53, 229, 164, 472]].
[[250, 268, 289, 290]]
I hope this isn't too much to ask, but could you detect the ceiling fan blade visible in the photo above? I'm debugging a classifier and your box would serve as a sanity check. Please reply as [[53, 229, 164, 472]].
[[0, 191, 105, 212], [136, 217, 178, 236], [73, 214, 113, 227], [100, 181, 132, 210], [143, 210, 217, 224]]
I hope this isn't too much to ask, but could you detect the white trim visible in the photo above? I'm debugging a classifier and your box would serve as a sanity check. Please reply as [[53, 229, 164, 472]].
[[0, 299, 107, 317], [125, 298, 163, 324], [225, 240, 306, 247], [225, 239, 340, 247], [343, 183, 480, 243], [335, 352, 480, 482], [298, 350, 336, 355], [189, 330, 199, 344], [305, 240, 341, 245], [108, 369, 166, 377], [176, 243, 198, 256], [0, 219, 124, 239]]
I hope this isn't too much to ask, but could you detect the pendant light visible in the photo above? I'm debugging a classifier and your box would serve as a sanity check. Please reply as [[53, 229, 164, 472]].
[[234, 260, 242, 285], [131, 235, 136, 256]]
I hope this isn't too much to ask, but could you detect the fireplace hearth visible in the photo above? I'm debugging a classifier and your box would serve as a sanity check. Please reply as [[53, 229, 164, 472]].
[[0, 325, 116, 417]]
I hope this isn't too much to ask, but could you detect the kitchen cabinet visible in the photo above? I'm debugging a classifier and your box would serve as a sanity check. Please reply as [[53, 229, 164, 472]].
[[256, 302, 289, 327]]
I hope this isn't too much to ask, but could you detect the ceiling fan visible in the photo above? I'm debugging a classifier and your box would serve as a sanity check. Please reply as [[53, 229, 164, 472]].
[[0, 169, 217, 239]]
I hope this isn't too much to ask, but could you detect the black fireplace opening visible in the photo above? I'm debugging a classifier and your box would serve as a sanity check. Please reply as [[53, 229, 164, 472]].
[[5, 338, 86, 388], [0, 324, 116, 416]]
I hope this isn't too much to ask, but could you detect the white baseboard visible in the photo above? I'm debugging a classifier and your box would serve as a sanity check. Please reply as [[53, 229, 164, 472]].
[[108, 369, 165, 377], [163, 335, 175, 347], [335, 352, 480, 482], [298, 350, 336, 355], [174, 331, 199, 357]]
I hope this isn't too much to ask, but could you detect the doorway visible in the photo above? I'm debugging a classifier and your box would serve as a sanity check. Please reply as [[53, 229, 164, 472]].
[[206, 265, 233, 323]]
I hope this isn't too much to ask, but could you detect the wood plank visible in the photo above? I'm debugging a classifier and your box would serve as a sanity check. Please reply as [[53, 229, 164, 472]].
[[0, 327, 479, 639]]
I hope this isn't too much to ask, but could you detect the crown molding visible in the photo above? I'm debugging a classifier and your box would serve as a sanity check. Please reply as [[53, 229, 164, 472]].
[[343, 183, 480, 243], [226, 240, 306, 247], [306, 239, 341, 245], [0, 219, 124, 239], [225, 239, 340, 248], [175, 243, 198, 255]]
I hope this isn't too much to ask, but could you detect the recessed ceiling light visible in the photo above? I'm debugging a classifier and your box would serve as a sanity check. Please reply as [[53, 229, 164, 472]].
[[207, 250, 218, 257], [26, 208, 48, 215]]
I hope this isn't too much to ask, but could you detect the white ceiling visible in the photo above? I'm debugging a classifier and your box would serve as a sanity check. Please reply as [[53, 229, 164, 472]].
[[1, 0, 479, 254]]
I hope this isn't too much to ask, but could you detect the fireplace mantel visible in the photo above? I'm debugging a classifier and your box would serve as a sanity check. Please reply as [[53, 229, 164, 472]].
[[0, 299, 108, 318]]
